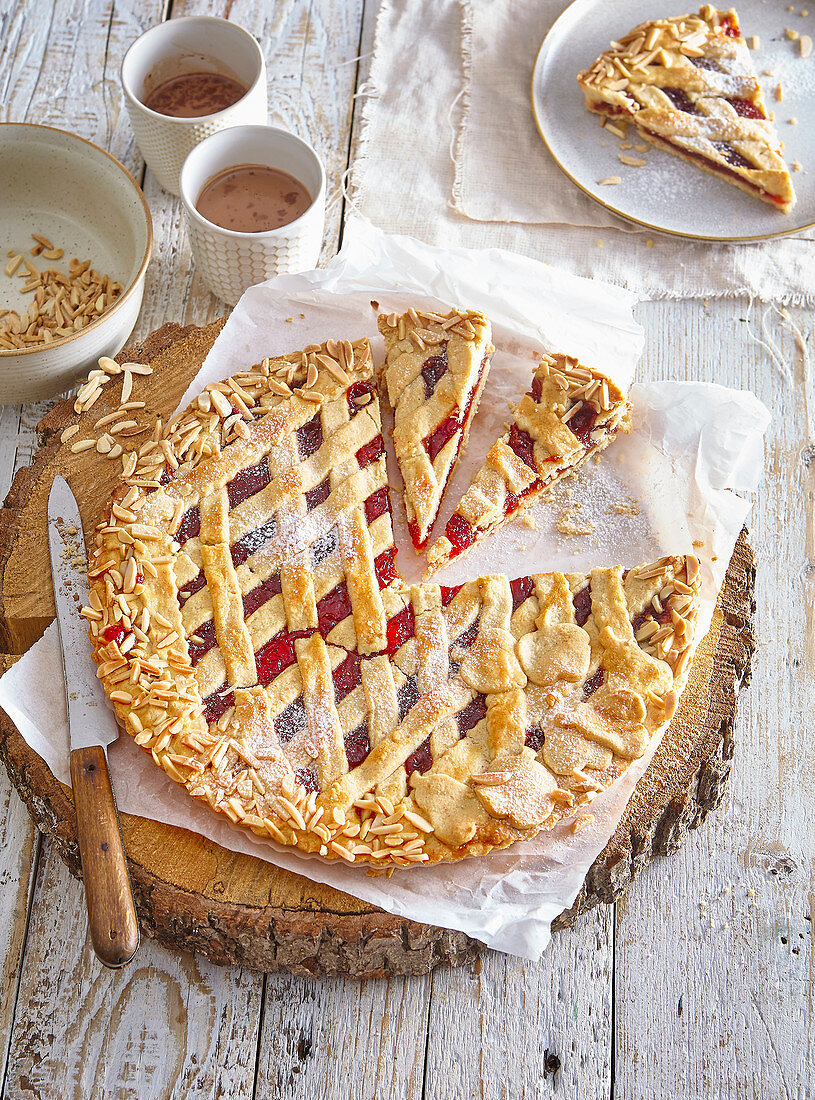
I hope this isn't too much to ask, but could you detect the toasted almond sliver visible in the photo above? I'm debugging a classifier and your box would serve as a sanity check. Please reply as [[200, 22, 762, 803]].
[[618, 153, 647, 167], [800, 34, 813, 58], [60, 424, 80, 443], [70, 438, 96, 453], [598, 176, 622, 185]]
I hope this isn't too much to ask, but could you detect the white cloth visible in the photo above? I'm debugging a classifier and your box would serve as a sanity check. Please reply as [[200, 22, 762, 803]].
[[349, 0, 815, 303]]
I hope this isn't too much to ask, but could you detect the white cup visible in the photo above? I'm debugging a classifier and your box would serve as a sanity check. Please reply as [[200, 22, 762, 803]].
[[179, 125, 326, 306], [120, 17, 267, 197]]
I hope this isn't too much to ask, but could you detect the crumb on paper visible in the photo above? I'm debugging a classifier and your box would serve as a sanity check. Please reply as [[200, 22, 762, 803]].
[[570, 814, 594, 834], [775, 83, 784, 101], [789, 117, 798, 125], [646, 239, 654, 248], [596, 239, 604, 249], [370, 299, 379, 310], [518, 512, 538, 530], [792, 160, 803, 172], [693, 539, 704, 548], [786, 26, 799, 40], [557, 503, 594, 538], [620, 141, 632, 150], [747, 35, 760, 49], [285, 317, 293, 323], [611, 500, 640, 517]]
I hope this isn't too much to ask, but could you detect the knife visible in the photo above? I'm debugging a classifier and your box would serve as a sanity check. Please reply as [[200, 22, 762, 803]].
[[47, 475, 139, 968]]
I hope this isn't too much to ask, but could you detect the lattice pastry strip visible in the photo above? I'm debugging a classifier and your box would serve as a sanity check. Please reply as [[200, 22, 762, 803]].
[[426, 353, 631, 576], [577, 5, 795, 212], [86, 336, 702, 866], [378, 307, 494, 551]]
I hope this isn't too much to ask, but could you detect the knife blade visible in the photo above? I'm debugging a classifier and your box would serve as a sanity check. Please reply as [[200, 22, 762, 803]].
[[47, 475, 139, 968]]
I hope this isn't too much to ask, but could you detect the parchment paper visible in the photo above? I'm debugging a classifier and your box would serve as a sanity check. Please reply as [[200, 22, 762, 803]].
[[0, 224, 769, 960]]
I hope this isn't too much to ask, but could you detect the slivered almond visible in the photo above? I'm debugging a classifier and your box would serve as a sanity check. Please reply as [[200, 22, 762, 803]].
[[618, 153, 647, 166], [598, 176, 622, 185]]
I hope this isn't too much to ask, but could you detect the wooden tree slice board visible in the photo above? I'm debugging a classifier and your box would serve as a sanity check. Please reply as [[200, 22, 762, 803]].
[[0, 322, 756, 978]]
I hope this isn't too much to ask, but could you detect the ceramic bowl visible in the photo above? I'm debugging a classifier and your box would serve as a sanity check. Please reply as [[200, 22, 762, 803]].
[[179, 124, 326, 305], [0, 124, 152, 404], [121, 17, 268, 197]]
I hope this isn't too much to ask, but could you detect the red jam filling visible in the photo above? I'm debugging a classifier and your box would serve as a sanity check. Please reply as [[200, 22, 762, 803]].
[[397, 674, 421, 722], [582, 667, 604, 700], [103, 624, 127, 645], [203, 689, 235, 724], [456, 618, 480, 649], [405, 519, 421, 551], [525, 727, 545, 752], [424, 416, 458, 463], [573, 584, 592, 627], [386, 604, 415, 654], [440, 584, 462, 607], [456, 694, 486, 735], [187, 619, 217, 664], [727, 96, 764, 120], [305, 476, 331, 511], [294, 767, 319, 793], [176, 505, 201, 546], [356, 435, 385, 469], [227, 457, 270, 510], [508, 424, 537, 472], [256, 629, 312, 686], [311, 526, 338, 567], [275, 697, 306, 743], [242, 571, 283, 618], [663, 87, 702, 115], [347, 380, 375, 418], [712, 141, 753, 169], [179, 571, 206, 602], [528, 376, 543, 401], [364, 486, 391, 525], [332, 650, 362, 704], [421, 346, 449, 400], [444, 512, 477, 556], [316, 581, 352, 634], [230, 516, 278, 567], [296, 413, 323, 459], [405, 736, 433, 776], [566, 403, 598, 447], [422, 349, 490, 465], [510, 575, 535, 613], [375, 546, 399, 588], [719, 13, 740, 36], [345, 721, 370, 767]]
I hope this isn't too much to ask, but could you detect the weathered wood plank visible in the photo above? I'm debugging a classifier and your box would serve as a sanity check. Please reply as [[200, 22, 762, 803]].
[[254, 970, 431, 1100], [424, 905, 613, 1100], [613, 299, 813, 1099], [2, 841, 264, 1100]]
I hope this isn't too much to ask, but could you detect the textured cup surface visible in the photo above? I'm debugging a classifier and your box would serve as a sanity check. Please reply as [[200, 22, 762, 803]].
[[121, 17, 267, 197], [179, 125, 326, 306]]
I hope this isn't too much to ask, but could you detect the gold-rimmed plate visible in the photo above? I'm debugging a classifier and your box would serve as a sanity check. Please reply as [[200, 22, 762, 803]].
[[531, 0, 815, 241]]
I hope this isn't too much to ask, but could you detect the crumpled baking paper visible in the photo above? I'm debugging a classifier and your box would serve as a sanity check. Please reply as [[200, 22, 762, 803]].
[[0, 222, 769, 960]]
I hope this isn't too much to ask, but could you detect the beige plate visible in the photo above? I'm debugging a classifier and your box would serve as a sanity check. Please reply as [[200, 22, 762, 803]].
[[0, 124, 152, 403], [531, 0, 815, 241]]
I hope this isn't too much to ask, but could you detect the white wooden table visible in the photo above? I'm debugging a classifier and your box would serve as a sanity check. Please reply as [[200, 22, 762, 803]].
[[0, 2, 811, 1096]]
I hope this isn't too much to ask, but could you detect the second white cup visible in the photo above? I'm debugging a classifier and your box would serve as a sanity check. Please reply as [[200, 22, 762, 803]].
[[179, 125, 326, 305]]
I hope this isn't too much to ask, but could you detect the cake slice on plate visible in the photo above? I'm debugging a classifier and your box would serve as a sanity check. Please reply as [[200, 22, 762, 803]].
[[378, 307, 494, 551], [425, 352, 630, 575], [577, 5, 795, 212]]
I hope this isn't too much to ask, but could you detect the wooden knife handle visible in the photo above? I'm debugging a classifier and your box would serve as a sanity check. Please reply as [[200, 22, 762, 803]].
[[69, 745, 139, 968]]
